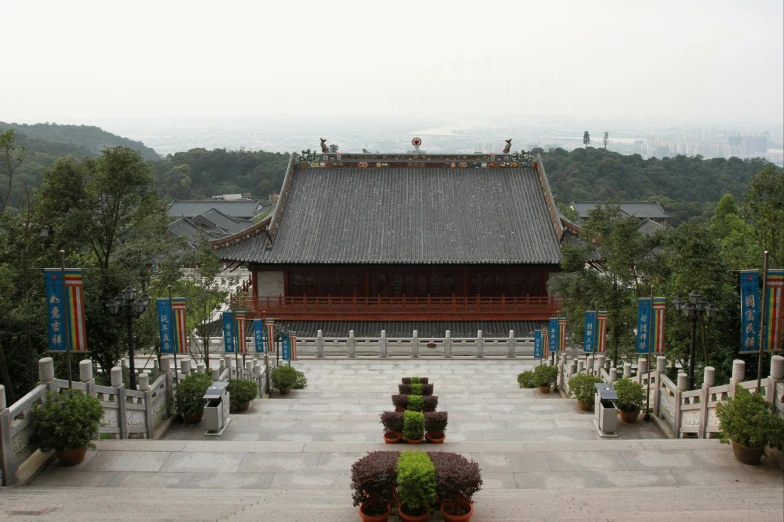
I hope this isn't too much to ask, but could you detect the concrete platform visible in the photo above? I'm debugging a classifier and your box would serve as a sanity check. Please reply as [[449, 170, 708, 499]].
[[2, 360, 782, 521]]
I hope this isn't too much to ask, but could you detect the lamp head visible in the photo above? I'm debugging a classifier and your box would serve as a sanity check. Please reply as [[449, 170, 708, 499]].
[[688, 290, 701, 305], [106, 299, 121, 314], [123, 286, 136, 301], [672, 297, 683, 311]]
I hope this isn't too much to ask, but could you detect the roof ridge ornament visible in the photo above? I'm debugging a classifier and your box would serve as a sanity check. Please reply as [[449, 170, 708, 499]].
[[503, 139, 512, 154], [412, 137, 422, 152], [320, 138, 329, 153]]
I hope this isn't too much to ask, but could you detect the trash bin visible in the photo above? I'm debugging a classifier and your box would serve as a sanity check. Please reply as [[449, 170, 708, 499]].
[[593, 383, 618, 438], [203, 381, 231, 435]]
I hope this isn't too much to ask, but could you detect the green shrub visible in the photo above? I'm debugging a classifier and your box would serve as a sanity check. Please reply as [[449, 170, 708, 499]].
[[533, 364, 558, 387], [614, 378, 645, 412], [568, 374, 603, 403], [174, 372, 213, 415], [396, 451, 437, 513], [30, 389, 104, 451], [517, 371, 534, 388], [293, 370, 307, 389], [271, 366, 298, 393], [407, 395, 424, 412], [410, 383, 423, 395], [226, 379, 258, 408], [403, 410, 425, 441], [716, 386, 784, 449], [410, 376, 420, 384]]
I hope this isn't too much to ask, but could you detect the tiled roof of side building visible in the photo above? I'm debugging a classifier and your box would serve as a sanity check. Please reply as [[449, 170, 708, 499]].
[[571, 201, 671, 220], [216, 161, 562, 265], [167, 199, 263, 219]]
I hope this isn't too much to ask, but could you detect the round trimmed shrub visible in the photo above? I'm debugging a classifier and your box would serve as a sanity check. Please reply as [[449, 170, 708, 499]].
[[174, 372, 213, 415], [31, 389, 103, 451], [271, 366, 298, 394], [403, 411, 425, 442]]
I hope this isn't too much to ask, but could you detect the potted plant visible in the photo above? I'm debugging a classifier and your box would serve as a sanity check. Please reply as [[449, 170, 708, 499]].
[[380, 411, 404, 444], [517, 370, 534, 389], [351, 451, 400, 522], [716, 386, 784, 465], [533, 365, 558, 393], [271, 366, 298, 395], [174, 372, 213, 424], [614, 378, 645, 423], [399, 383, 434, 396], [397, 451, 437, 522], [293, 370, 308, 389], [423, 396, 439, 413], [30, 389, 104, 466], [392, 394, 408, 412], [424, 411, 448, 444], [226, 379, 258, 412], [402, 377, 429, 384], [403, 411, 425, 444], [428, 452, 483, 522], [568, 374, 603, 411], [407, 395, 424, 412]]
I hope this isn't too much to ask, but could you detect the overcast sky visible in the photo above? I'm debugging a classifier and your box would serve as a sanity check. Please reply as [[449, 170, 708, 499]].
[[2, 0, 782, 127]]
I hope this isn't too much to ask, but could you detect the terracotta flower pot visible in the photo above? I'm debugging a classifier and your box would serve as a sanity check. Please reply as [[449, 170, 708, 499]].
[[55, 447, 87, 467], [279, 386, 291, 395], [619, 409, 639, 424], [405, 437, 424, 444], [398, 503, 430, 522], [441, 499, 473, 522], [384, 432, 403, 444], [425, 432, 445, 444], [731, 440, 765, 465], [578, 400, 592, 412], [234, 400, 251, 412], [539, 385, 550, 394], [359, 501, 391, 522], [183, 411, 203, 424], [395, 407, 406, 413]]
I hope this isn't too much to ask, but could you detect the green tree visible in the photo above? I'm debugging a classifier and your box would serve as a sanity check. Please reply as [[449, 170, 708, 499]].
[[0, 129, 25, 215], [583, 131, 590, 148], [161, 164, 193, 200], [740, 165, 784, 268], [710, 194, 738, 239]]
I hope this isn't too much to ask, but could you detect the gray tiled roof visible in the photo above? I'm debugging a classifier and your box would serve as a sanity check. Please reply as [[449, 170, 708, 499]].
[[200, 208, 253, 234], [220, 167, 561, 264], [571, 201, 671, 220], [168, 199, 263, 220]]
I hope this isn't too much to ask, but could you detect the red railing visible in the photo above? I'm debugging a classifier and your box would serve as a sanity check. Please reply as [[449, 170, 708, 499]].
[[233, 295, 560, 321]]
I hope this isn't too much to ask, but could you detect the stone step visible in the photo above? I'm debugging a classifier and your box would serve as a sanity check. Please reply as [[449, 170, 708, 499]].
[[3, 485, 782, 521]]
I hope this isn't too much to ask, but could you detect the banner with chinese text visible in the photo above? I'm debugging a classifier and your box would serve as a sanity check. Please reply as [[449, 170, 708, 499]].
[[281, 331, 291, 361], [533, 330, 543, 359], [558, 317, 567, 351], [636, 298, 652, 354], [583, 311, 597, 353], [157, 299, 174, 354], [548, 318, 559, 353], [45, 269, 88, 352], [223, 312, 235, 353], [740, 270, 760, 353], [253, 319, 265, 353], [597, 311, 608, 352], [236, 310, 247, 354]]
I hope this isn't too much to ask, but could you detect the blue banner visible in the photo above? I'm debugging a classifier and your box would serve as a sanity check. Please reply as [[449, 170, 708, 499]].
[[548, 318, 559, 352], [533, 330, 543, 359], [223, 312, 235, 353], [740, 270, 761, 352], [157, 298, 174, 354], [281, 332, 291, 361], [583, 311, 597, 353], [636, 298, 652, 354], [253, 319, 265, 353], [45, 270, 66, 352]]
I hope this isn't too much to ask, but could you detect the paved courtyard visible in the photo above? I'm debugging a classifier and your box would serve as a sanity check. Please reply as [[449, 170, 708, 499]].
[[2, 359, 782, 521]]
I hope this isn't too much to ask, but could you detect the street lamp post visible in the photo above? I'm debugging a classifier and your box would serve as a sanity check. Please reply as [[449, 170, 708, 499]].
[[107, 287, 151, 390], [673, 291, 716, 390]]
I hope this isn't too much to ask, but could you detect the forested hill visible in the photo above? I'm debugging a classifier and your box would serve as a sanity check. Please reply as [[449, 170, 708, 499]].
[[0, 122, 159, 161], [539, 147, 770, 224]]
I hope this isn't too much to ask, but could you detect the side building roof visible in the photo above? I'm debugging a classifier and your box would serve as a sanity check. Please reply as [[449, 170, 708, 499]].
[[571, 201, 671, 220], [214, 152, 563, 265], [168, 199, 263, 220]]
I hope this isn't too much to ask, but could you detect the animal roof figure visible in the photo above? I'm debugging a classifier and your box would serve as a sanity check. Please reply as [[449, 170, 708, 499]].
[[503, 139, 512, 154], [320, 138, 329, 153]]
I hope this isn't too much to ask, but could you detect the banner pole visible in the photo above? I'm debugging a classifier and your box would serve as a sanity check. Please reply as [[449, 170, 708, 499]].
[[60, 250, 72, 389], [168, 286, 179, 385], [757, 251, 769, 393]]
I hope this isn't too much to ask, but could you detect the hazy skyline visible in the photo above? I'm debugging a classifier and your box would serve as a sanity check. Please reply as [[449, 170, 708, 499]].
[[2, 0, 782, 127]]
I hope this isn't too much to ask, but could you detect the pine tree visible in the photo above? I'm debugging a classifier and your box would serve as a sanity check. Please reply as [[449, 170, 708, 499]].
[[583, 131, 590, 148]]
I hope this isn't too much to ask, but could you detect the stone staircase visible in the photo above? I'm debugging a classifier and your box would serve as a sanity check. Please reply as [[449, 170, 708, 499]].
[[2, 360, 782, 521]]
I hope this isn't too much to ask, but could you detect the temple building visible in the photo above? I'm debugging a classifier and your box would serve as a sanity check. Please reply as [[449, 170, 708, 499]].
[[213, 146, 576, 337]]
